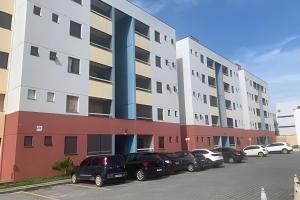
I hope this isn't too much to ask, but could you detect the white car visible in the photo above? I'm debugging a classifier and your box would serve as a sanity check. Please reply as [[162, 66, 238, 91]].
[[266, 142, 293, 154], [192, 149, 224, 167], [243, 145, 268, 157]]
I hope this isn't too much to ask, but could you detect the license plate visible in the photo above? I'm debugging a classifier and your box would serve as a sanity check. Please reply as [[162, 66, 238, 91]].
[[114, 174, 123, 178], [157, 169, 162, 172]]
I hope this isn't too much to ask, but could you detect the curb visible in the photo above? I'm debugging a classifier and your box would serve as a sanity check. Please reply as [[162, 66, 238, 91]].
[[0, 179, 70, 194]]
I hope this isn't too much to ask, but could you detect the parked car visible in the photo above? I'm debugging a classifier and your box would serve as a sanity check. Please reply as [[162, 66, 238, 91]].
[[266, 142, 293, 154], [192, 149, 224, 167], [175, 151, 207, 172], [71, 155, 127, 187], [158, 153, 182, 174], [125, 152, 164, 181], [211, 147, 247, 163], [243, 145, 268, 157]]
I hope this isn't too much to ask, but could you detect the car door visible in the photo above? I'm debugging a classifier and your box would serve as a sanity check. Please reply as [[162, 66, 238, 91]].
[[126, 154, 139, 176], [87, 157, 104, 178], [244, 146, 254, 156], [78, 157, 93, 180], [252, 146, 260, 155], [266, 144, 276, 152]]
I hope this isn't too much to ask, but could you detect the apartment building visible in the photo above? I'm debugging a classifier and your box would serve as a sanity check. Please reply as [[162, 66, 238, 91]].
[[0, 0, 181, 181], [176, 37, 274, 150], [276, 101, 300, 146]]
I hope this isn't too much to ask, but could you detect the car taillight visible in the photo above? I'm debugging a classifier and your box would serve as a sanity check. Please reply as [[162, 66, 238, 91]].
[[143, 162, 150, 169], [101, 157, 108, 166]]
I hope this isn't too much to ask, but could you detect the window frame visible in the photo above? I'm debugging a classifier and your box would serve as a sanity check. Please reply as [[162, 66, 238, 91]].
[[24, 136, 33, 148], [70, 20, 82, 39]]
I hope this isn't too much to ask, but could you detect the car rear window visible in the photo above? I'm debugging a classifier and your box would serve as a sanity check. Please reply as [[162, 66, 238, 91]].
[[192, 152, 205, 158], [107, 155, 125, 165], [141, 154, 161, 161]]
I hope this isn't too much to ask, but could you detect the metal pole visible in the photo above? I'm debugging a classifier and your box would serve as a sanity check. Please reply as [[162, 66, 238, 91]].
[[261, 188, 267, 200], [294, 174, 300, 200]]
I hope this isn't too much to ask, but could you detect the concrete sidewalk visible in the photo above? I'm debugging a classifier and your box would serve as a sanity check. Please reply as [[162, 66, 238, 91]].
[[0, 179, 70, 194]]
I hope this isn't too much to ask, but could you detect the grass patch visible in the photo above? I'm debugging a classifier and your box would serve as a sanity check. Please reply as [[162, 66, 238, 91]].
[[0, 175, 69, 190]]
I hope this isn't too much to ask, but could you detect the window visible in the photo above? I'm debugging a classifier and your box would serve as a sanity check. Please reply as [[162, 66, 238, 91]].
[[164, 35, 167, 41], [159, 136, 164, 149], [201, 74, 206, 83], [64, 136, 77, 155], [66, 95, 79, 113], [87, 135, 112, 155], [155, 56, 161, 68], [200, 55, 204, 63], [169, 136, 172, 143], [230, 70, 232, 77], [72, 0, 82, 5], [27, 89, 36, 100], [68, 57, 80, 74], [52, 13, 59, 23], [205, 115, 209, 125], [233, 103, 236, 110], [171, 39, 174, 45], [47, 92, 55, 102], [210, 96, 218, 107], [157, 108, 163, 120], [173, 86, 178, 93], [176, 136, 179, 143], [0, 51, 9, 69], [168, 110, 171, 116], [0, 11, 12, 30], [44, 136, 53, 146], [231, 86, 234, 93], [49, 51, 57, 61], [203, 95, 207, 104], [70, 21, 82, 38], [30, 46, 39, 57], [165, 59, 169, 66], [156, 81, 162, 93], [207, 57, 214, 68], [24, 136, 33, 147], [155, 31, 160, 43], [208, 76, 216, 87], [33, 6, 41, 16], [175, 111, 178, 117]]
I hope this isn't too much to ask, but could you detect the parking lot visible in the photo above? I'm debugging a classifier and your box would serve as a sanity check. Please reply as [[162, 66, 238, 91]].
[[2, 152, 300, 200]]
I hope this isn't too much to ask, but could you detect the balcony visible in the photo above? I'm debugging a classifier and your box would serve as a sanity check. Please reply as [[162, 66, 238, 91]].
[[224, 83, 230, 93], [136, 60, 151, 78], [0, 94, 4, 112], [222, 66, 229, 76], [0, 28, 11, 51], [135, 19, 149, 39], [227, 118, 234, 128], [223, 74, 230, 84], [208, 76, 216, 88], [136, 75, 151, 92], [135, 34, 150, 52], [88, 97, 111, 117], [211, 115, 219, 127], [136, 104, 152, 120], [0, 69, 7, 93], [136, 89, 152, 106], [90, 12, 112, 35], [89, 61, 112, 83], [89, 80, 112, 100], [226, 110, 233, 118], [210, 106, 219, 116], [91, 0, 112, 19], [208, 67, 215, 77], [209, 87, 217, 97], [135, 47, 150, 65], [225, 100, 232, 110], [224, 92, 231, 101], [0, 0, 15, 14]]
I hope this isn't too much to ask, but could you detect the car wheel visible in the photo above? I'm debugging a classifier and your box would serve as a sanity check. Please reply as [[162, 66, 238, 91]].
[[95, 175, 104, 187], [282, 149, 288, 154], [228, 157, 235, 163], [71, 174, 78, 184], [258, 152, 264, 157], [206, 159, 213, 167], [136, 169, 146, 181], [187, 164, 195, 172]]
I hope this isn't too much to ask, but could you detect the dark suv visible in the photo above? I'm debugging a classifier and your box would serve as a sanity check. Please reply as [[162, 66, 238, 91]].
[[212, 147, 247, 163], [158, 153, 182, 174], [175, 151, 207, 172], [71, 155, 127, 187], [125, 152, 164, 181]]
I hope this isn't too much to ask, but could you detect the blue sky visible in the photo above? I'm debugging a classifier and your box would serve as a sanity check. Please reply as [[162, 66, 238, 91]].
[[129, 0, 300, 110]]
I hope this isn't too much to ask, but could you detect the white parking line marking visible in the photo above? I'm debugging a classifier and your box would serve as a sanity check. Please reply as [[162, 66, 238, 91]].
[[20, 191, 60, 200], [69, 184, 112, 191]]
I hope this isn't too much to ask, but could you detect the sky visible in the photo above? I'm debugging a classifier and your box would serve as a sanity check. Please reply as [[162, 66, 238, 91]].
[[128, 0, 300, 111]]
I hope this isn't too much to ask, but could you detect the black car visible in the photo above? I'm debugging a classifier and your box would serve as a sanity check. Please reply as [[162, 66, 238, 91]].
[[158, 153, 182, 174], [71, 155, 127, 187], [125, 152, 164, 181], [175, 151, 207, 172], [212, 147, 247, 163]]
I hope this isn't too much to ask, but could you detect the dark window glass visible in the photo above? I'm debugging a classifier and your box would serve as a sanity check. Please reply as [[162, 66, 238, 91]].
[[159, 136, 164, 149], [157, 108, 163, 120], [68, 57, 80, 74], [64, 136, 77, 155], [44, 136, 53, 146], [210, 95, 218, 107], [156, 82, 162, 93], [87, 135, 112, 155], [155, 31, 160, 43], [72, 0, 82, 5], [52, 13, 59, 23], [24, 136, 33, 147], [49, 51, 57, 61], [0, 11, 12, 30], [200, 55, 204, 63], [70, 21, 82, 38], [80, 157, 92, 167], [30, 46, 39, 57], [155, 56, 161, 67], [0, 51, 9, 69], [203, 95, 207, 104], [33, 6, 41, 16]]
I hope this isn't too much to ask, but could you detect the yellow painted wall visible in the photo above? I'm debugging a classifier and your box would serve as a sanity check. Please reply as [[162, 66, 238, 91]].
[[135, 33, 150, 52], [224, 92, 231, 101], [90, 12, 112, 35], [0, 113, 4, 137], [89, 80, 112, 100], [136, 90, 152, 106], [276, 135, 298, 146], [0, 70, 8, 94], [208, 68, 215, 78], [226, 109, 233, 118], [0, 28, 11, 52], [223, 75, 230, 84], [210, 106, 219, 116], [136, 60, 151, 78], [90, 45, 112, 67], [0, 0, 14, 14], [209, 87, 217, 97]]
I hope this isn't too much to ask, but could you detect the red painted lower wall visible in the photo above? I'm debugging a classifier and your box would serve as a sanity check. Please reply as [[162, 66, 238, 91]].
[[0, 111, 275, 181]]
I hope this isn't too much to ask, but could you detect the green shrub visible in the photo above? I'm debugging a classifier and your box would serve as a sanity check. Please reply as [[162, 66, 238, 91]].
[[52, 157, 74, 175]]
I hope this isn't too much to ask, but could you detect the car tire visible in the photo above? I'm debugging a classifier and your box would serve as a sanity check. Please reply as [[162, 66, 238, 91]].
[[136, 169, 146, 181], [282, 149, 288, 154], [258, 152, 264, 157], [95, 175, 104, 187], [228, 157, 235, 163], [71, 174, 78, 184], [187, 164, 195, 172]]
